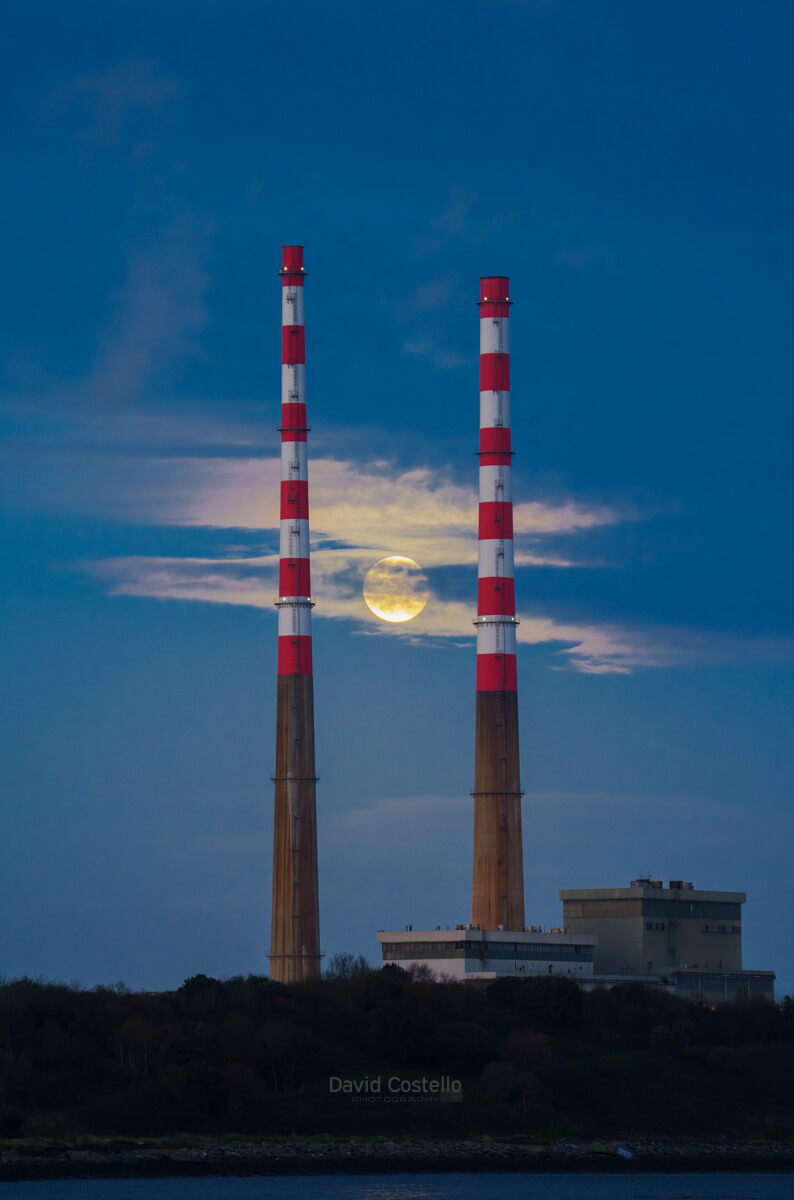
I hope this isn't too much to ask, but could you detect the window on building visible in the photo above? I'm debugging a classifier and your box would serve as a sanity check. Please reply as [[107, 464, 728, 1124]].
[[644, 900, 741, 920], [381, 941, 593, 962], [564, 900, 643, 919]]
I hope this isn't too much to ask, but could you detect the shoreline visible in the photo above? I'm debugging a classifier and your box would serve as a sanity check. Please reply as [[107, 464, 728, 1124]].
[[2, 1140, 794, 1180]]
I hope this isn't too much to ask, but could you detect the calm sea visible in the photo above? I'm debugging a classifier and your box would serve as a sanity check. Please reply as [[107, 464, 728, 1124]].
[[0, 1175, 791, 1200]]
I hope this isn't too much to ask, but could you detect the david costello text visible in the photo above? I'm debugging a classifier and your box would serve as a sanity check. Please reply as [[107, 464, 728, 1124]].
[[329, 1076, 463, 1103]]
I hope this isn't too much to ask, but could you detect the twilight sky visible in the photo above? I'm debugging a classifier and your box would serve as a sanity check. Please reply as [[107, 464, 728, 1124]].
[[2, 1, 793, 993]]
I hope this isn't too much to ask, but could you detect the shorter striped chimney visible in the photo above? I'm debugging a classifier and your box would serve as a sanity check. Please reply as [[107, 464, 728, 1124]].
[[472, 274, 525, 932]]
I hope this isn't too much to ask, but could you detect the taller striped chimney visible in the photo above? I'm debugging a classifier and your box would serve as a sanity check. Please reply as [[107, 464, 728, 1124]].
[[472, 274, 525, 932], [268, 245, 321, 983]]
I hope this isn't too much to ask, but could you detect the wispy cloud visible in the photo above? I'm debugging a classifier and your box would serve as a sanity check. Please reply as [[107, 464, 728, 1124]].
[[129, 455, 617, 562], [326, 794, 470, 860], [38, 421, 788, 675], [41, 446, 789, 675], [324, 787, 794, 876], [415, 187, 477, 257], [395, 271, 470, 370], [88, 526, 794, 677], [394, 274, 460, 322], [89, 551, 655, 674], [555, 247, 617, 270], [36, 62, 210, 419], [76, 451, 655, 672], [79, 225, 211, 409], [1, 221, 213, 427], [52, 59, 185, 151], [402, 337, 470, 371], [414, 186, 514, 258]]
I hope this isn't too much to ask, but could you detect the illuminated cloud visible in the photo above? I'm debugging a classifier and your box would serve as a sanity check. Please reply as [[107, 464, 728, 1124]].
[[156, 455, 617, 564], [89, 538, 794, 678], [90, 566, 651, 677], [78, 452, 652, 672]]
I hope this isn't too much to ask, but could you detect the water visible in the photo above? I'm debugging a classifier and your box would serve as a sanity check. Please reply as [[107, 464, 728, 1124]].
[[0, 1176, 790, 1200]]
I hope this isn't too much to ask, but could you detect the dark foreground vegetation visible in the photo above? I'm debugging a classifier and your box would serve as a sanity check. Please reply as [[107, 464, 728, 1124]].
[[1, 959, 793, 1142]]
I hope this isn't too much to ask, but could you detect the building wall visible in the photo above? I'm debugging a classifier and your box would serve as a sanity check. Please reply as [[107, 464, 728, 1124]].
[[560, 884, 744, 976], [580, 970, 775, 1003], [674, 971, 775, 1003], [378, 929, 596, 980], [381, 955, 592, 980]]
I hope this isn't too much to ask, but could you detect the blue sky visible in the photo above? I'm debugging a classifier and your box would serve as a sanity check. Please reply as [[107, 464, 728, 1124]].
[[1, 1, 793, 992]]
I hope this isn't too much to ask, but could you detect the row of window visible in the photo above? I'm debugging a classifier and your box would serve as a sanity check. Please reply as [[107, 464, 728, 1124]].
[[564, 900, 742, 920], [644, 921, 740, 935], [380, 942, 465, 957], [644, 900, 742, 920], [381, 942, 593, 962], [564, 901, 643, 919], [482, 943, 592, 960]]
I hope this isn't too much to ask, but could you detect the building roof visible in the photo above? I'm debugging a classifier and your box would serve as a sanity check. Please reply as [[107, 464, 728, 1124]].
[[559, 882, 746, 904], [378, 928, 597, 945]]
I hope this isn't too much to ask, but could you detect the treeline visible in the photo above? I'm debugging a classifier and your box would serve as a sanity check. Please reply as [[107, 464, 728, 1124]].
[[1, 960, 793, 1140]]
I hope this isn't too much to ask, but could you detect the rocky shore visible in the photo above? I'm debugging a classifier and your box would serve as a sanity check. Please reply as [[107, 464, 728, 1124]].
[[2, 1137, 794, 1179]]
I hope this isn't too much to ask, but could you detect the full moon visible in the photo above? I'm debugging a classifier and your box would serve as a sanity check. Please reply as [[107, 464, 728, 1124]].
[[363, 556, 430, 623]]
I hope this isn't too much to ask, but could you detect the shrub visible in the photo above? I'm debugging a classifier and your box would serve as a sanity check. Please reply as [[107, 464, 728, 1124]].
[[0, 1104, 24, 1136], [373, 1001, 439, 1065], [487, 975, 583, 1026]]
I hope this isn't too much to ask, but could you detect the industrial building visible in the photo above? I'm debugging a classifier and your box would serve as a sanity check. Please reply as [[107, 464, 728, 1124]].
[[378, 887, 775, 1000], [560, 877, 744, 976], [378, 928, 596, 981], [560, 878, 775, 1002]]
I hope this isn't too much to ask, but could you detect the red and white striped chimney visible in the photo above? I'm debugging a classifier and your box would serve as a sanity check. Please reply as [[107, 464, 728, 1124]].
[[472, 274, 525, 932], [269, 244, 321, 983], [277, 244, 312, 673]]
